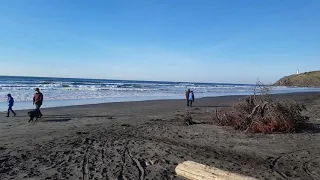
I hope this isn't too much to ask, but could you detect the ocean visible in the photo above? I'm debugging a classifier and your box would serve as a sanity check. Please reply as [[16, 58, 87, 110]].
[[1, 76, 320, 111]]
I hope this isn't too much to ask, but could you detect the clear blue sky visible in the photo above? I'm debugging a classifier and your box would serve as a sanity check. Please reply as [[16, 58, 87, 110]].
[[0, 0, 319, 84]]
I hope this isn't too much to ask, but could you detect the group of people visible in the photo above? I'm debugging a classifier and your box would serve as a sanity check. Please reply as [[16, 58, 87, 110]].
[[185, 89, 195, 107], [6, 88, 43, 117], [6, 88, 193, 117]]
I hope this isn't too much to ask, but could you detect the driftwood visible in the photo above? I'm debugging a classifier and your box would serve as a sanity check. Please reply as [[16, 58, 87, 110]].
[[215, 80, 309, 133], [240, 81, 272, 132], [247, 105, 260, 119], [175, 161, 258, 180], [244, 105, 260, 132]]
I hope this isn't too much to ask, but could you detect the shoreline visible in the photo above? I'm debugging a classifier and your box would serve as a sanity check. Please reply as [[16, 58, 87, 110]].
[[1, 91, 320, 112], [2, 75, 320, 111]]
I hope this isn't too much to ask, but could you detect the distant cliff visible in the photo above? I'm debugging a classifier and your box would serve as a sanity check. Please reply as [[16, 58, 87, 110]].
[[274, 71, 320, 87]]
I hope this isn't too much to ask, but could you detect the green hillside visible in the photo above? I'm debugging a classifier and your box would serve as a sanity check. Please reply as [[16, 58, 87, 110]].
[[274, 71, 320, 87]]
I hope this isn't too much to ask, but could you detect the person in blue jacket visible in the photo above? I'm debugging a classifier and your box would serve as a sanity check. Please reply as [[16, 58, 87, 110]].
[[6, 94, 16, 117], [188, 91, 195, 107]]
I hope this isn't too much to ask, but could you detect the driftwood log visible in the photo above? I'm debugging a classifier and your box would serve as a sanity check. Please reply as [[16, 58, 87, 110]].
[[175, 161, 259, 180]]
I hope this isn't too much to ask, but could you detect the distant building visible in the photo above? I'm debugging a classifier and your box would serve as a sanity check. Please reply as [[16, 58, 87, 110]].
[[297, 69, 300, 74]]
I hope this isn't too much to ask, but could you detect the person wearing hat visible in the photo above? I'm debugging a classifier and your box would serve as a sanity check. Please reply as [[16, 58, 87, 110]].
[[6, 94, 16, 117], [33, 88, 43, 117]]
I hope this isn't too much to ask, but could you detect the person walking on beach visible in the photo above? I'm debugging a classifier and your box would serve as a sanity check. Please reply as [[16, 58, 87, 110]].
[[186, 89, 191, 106], [33, 88, 43, 117], [188, 91, 195, 107], [6, 94, 16, 117]]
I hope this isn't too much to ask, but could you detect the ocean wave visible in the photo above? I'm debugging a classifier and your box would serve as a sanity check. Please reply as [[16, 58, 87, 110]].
[[39, 81, 56, 85], [1, 76, 319, 103], [61, 84, 71, 87]]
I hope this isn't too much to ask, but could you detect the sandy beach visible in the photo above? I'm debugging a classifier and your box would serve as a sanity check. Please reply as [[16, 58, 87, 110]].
[[1, 92, 320, 180]]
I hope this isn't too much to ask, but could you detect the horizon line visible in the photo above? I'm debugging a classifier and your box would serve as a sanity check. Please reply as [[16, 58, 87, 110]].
[[0, 74, 255, 85]]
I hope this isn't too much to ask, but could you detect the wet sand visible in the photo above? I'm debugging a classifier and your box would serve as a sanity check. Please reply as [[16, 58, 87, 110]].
[[1, 92, 320, 180]]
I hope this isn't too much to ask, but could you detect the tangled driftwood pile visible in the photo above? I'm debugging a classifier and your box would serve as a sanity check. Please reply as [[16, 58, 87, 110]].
[[216, 82, 309, 133]]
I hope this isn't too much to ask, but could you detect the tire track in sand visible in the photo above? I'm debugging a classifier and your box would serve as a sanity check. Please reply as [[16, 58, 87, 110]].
[[81, 138, 94, 180], [271, 148, 320, 180]]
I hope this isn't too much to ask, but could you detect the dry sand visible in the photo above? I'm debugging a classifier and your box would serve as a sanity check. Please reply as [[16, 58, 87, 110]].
[[1, 92, 320, 180]]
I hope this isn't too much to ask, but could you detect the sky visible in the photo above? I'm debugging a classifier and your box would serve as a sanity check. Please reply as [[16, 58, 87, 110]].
[[0, 0, 319, 84]]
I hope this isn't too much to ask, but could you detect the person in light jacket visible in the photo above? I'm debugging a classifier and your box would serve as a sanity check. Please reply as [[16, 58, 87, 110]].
[[188, 91, 195, 107]]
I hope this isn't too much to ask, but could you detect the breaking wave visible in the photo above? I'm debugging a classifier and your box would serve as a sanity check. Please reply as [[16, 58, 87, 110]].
[[0, 76, 319, 103]]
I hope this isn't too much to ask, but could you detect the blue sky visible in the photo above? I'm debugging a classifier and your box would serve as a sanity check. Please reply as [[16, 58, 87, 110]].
[[0, 0, 319, 84]]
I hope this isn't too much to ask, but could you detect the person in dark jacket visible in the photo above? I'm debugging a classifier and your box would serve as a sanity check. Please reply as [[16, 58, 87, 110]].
[[186, 89, 191, 106], [6, 94, 16, 117], [33, 88, 43, 117]]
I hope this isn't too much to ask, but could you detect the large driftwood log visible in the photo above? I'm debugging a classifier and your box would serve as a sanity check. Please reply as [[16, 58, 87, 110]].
[[175, 161, 258, 180]]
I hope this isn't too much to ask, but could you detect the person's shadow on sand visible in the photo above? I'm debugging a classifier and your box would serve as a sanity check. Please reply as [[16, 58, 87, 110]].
[[44, 118, 72, 122], [192, 105, 232, 108], [43, 115, 115, 119], [297, 123, 320, 134]]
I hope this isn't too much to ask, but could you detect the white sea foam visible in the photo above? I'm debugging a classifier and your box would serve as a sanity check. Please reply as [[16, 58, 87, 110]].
[[0, 77, 320, 104]]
